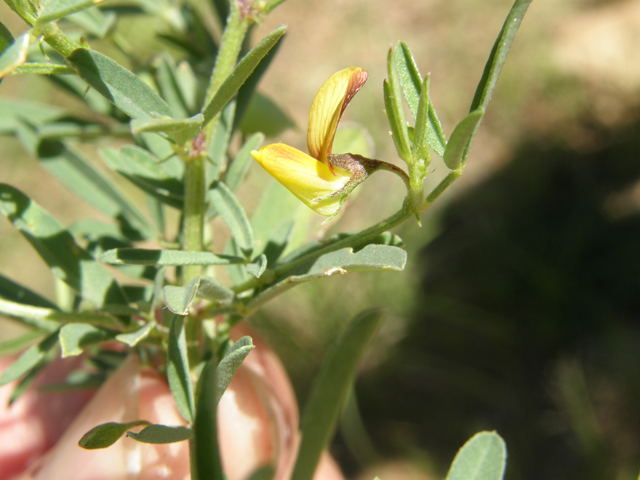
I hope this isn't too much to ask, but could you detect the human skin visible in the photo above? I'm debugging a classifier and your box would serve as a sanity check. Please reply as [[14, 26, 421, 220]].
[[0, 331, 344, 480]]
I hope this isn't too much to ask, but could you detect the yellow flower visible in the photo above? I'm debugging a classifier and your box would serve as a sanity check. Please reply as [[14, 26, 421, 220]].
[[251, 67, 369, 218]]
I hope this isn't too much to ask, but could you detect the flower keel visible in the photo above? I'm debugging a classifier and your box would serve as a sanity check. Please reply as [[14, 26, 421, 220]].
[[251, 144, 352, 217]]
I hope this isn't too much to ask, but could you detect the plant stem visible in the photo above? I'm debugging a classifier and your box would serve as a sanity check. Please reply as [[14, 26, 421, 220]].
[[231, 170, 463, 303], [39, 23, 80, 57], [189, 438, 199, 480], [422, 170, 461, 211], [0, 298, 115, 331], [203, 4, 251, 142], [180, 1, 253, 369], [12, 63, 75, 75], [182, 154, 206, 368], [232, 206, 410, 297], [182, 155, 207, 283]]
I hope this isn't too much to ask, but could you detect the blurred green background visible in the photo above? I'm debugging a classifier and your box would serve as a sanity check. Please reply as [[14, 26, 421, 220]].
[[2, 0, 640, 479]]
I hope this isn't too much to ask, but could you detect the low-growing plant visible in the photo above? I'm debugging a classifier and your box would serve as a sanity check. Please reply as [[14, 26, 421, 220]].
[[0, 0, 531, 478]]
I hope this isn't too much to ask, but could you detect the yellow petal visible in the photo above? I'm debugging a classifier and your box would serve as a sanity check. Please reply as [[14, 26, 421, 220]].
[[252, 143, 352, 217], [307, 67, 368, 167]]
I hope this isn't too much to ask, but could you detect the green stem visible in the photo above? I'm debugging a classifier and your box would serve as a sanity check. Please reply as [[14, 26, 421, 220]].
[[182, 154, 206, 368], [0, 298, 116, 331], [39, 23, 80, 57], [180, 1, 252, 371], [422, 170, 461, 211], [203, 5, 251, 142], [12, 63, 75, 75], [182, 0, 253, 279], [232, 206, 410, 296], [182, 155, 207, 283], [189, 439, 199, 480], [231, 170, 463, 302]]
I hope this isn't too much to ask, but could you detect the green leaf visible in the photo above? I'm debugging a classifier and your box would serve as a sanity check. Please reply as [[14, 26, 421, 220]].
[[247, 466, 275, 480], [393, 42, 446, 157], [13, 118, 39, 156], [38, 369, 106, 391], [202, 25, 286, 126], [0, 96, 65, 134], [445, 432, 507, 480], [0, 184, 128, 309], [121, 285, 153, 304], [210, 0, 228, 26], [193, 358, 224, 480], [291, 309, 382, 480], [237, 92, 294, 137], [167, 315, 195, 423], [207, 100, 235, 182], [262, 220, 294, 267], [100, 248, 244, 266], [465, 0, 532, 161], [148, 266, 166, 314], [208, 181, 253, 258], [224, 238, 249, 286], [80, 234, 157, 281], [215, 336, 254, 404], [249, 180, 302, 256], [99, 146, 184, 208], [115, 320, 156, 346], [0, 331, 44, 355], [36, 0, 108, 24], [66, 7, 115, 38], [174, 61, 198, 114], [224, 132, 263, 192], [0, 21, 13, 56], [153, 54, 188, 119], [278, 231, 401, 266], [248, 245, 407, 310], [48, 74, 112, 115], [130, 114, 204, 144], [443, 108, 484, 171], [78, 421, 150, 449], [34, 121, 127, 141], [69, 220, 129, 243], [67, 48, 172, 119], [0, 330, 59, 386], [163, 276, 235, 316], [7, 361, 47, 405], [38, 140, 154, 239], [246, 254, 267, 278], [383, 79, 411, 164], [208, 130, 262, 220], [127, 424, 192, 444], [333, 125, 373, 158], [5, 0, 37, 24], [59, 323, 119, 357], [412, 75, 431, 165], [262, 0, 287, 15], [146, 195, 165, 237], [0, 274, 59, 309], [394, 41, 422, 119], [0, 33, 29, 79], [0, 22, 17, 83], [136, 131, 175, 160], [384, 49, 412, 163], [156, 3, 217, 58], [234, 31, 284, 132]]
